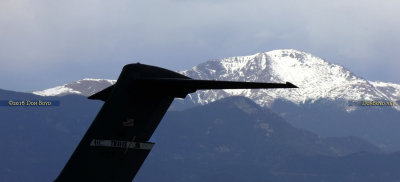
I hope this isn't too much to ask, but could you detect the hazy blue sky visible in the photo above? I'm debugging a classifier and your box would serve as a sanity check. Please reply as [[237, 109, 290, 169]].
[[1, 0, 399, 92]]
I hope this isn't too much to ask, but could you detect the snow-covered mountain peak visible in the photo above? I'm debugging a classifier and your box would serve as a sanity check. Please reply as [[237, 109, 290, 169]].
[[32, 49, 400, 111], [182, 49, 399, 109], [33, 78, 116, 97]]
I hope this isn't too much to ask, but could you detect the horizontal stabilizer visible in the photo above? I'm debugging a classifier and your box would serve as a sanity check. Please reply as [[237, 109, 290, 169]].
[[88, 85, 115, 101], [136, 78, 298, 90], [89, 78, 298, 101]]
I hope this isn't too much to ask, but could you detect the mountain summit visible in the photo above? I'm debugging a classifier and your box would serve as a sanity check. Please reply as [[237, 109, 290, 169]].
[[32, 49, 400, 110], [182, 49, 400, 109]]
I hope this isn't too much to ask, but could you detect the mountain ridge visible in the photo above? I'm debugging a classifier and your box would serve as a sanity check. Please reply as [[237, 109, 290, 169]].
[[1, 89, 397, 181], [32, 78, 116, 97], [31, 49, 400, 111]]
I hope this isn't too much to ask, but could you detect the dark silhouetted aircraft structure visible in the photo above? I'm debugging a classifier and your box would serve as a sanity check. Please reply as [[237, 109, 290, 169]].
[[55, 63, 298, 182]]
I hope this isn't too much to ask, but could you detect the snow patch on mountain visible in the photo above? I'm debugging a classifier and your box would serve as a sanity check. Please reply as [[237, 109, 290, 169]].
[[370, 81, 400, 100], [33, 78, 116, 97], [33, 86, 82, 97]]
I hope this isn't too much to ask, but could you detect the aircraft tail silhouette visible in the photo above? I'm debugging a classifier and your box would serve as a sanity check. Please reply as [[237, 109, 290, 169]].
[[55, 63, 297, 182]]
